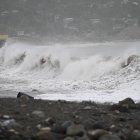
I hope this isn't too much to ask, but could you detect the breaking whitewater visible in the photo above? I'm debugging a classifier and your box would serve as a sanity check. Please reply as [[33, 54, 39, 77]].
[[0, 39, 140, 103]]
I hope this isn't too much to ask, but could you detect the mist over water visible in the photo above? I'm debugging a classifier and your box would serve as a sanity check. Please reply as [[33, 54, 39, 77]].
[[0, 40, 140, 102]]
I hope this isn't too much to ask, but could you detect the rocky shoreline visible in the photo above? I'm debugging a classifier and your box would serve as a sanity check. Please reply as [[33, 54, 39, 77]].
[[0, 97, 140, 140]]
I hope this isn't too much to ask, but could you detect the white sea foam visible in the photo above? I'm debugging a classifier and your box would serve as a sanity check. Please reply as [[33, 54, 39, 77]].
[[0, 39, 140, 102]]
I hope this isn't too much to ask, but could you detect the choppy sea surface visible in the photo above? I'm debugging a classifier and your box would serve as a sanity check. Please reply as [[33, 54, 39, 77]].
[[0, 39, 140, 103]]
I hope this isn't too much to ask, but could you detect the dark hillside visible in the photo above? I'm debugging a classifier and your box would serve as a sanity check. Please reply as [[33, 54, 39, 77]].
[[0, 0, 140, 41]]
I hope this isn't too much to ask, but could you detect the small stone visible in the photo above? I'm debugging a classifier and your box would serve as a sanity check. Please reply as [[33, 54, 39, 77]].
[[110, 125, 116, 129], [20, 104, 27, 107], [45, 117, 55, 126], [36, 127, 53, 140], [109, 125, 120, 133], [9, 129, 19, 135], [87, 129, 110, 140], [130, 130, 140, 140], [67, 123, 85, 136], [9, 130, 21, 140], [92, 121, 110, 130], [51, 121, 72, 134], [36, 124, 42, 129], [72, 115, 81, 124], [32, 110, 45, 118], [114, 110, 120, 114], [83, 106, 92, 110], [83, 119, 97, 130], [63, 137, 75, 140], [3, 115, 11, 119], [116, 117, 127, 122], [40, 127, 51, 131], [52, 123, 66, 134], [110, 104, 129, 113], [99, 134, 121, 140], [78, 134, 90, 140], [2, 119, 19, 129], [62, 121, 73, 131]]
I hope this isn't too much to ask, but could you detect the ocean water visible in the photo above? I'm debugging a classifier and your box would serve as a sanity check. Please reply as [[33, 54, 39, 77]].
[[0, 39, 140, 103]]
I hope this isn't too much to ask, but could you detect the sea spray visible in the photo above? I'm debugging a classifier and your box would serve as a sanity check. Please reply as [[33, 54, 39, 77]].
[[0, 40, 140, 102]]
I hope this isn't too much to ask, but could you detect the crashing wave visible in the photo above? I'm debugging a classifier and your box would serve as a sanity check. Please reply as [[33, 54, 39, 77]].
[[0, 40, 140, 81], [121, 55, 140, 68]]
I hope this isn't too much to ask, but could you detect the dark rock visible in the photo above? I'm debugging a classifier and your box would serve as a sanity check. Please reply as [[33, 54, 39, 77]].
[[110, 104, 129, 113], [109, 125, 120, 133], [72, 115, 81, 124], [61, 121, 73, 132], [8, 130, 21, 140], [99, 134, 121, 140], [117, 128, 132, 140], [110, 98, 136, 112], [66, 123, 85, 136], [83, 120, 95, 130], [136, 102, 140, 109], [92, 121, 110, 130], [17, 92, 34, 100], [51, 123, 66, 134], [115, 117, 127, 122], [118, 98, 135, 108]]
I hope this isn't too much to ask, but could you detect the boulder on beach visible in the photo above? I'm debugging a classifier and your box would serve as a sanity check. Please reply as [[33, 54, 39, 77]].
[[17, 92, 34, 100]]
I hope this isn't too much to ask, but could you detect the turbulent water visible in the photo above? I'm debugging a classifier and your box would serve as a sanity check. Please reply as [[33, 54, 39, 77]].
[[0, 39, 140, 102]]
